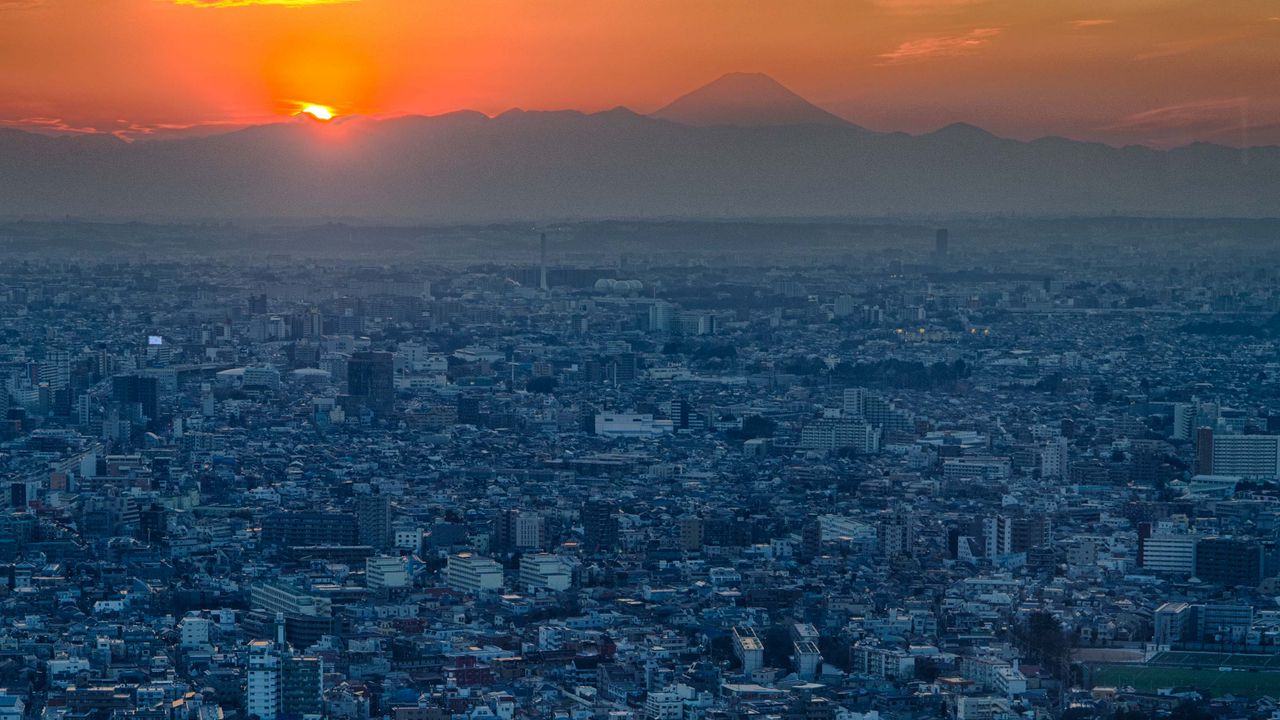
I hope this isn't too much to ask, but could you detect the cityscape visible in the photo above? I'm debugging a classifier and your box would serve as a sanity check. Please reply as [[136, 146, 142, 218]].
[[3, 1, 1280, 719], [0, 217, 1278, 720]]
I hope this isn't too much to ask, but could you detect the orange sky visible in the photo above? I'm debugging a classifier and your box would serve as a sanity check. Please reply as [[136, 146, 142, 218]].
[[1, 0, 1278, 146]]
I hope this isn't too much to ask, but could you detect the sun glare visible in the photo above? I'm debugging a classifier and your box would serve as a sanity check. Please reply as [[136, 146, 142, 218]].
[[298, 104, 335, 121]]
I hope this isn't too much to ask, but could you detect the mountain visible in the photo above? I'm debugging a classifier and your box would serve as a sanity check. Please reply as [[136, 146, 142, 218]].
[[651, 72, 852, 128], [0, 98, 1277, 221]]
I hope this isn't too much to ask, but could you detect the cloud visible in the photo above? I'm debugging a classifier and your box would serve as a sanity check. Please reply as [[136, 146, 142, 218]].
[[2, 117, 101, 134], [166, 0, 356, 8], [871, 0, 988, 15], [1068, 19, 1114, 29], [0, 0, 46, 9], [878, 27, 1001, 64]]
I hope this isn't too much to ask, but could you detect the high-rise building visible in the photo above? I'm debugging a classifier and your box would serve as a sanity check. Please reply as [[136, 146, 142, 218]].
[[246, 640, 281, 720], [983, 515, 1051, 558], [111, 374, 160, 427], [678, 517, 703, 552], [355, 491, 392, 549], [246, 636, 323, 720], [1195, 427, 1215, 475], [1211, 434, 1280, 479], [346, 351, 395, 416], [1195, 537, 1263, 586], [581, 500, 620, 552], [492, 509, 544, 553]]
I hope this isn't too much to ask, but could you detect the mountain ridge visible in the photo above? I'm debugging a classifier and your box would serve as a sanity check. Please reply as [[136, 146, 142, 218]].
[[0, 74, 1276, 220]]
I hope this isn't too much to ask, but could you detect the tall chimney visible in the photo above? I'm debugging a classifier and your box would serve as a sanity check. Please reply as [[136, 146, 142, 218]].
[[539, 232, 548, 291]]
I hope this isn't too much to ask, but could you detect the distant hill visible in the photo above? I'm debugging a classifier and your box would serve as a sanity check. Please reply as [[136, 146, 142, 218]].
[[0, 77, 1277, 220], [652, 72, 853, 128]]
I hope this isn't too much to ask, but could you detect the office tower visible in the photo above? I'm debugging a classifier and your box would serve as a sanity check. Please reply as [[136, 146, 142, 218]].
[[1195, 427, 1214, 475], [539, 232, 549, 291], [935, 228, 949, 257], [347, 351, 394, 416], [112, 375, 159, 423], [356, 491, 392, 549], [581, 500, 620, 552]]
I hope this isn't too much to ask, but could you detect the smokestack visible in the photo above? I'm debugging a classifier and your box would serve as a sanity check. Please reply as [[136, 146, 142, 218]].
[[539, 232, 548, 291]]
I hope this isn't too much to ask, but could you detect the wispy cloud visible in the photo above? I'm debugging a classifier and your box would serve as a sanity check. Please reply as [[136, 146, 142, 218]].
[[0, 0, 46, 9], [166, 0, 357, 8], [878, 27, 1001, 64], [1068, 19, 1114, 29], [1100, 97, 1257, 147], [1105, 97, 1248, 131], [1, 115, 276, 142], [5, 117, 100, 134]]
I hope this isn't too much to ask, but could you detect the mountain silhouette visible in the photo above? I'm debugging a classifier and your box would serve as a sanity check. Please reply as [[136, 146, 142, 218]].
[[0, 80, 1277, 220], [652, 72, 852, 128]]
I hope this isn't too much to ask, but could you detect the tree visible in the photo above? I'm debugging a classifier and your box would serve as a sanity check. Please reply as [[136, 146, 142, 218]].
[[1012, 610, 1071, 680]]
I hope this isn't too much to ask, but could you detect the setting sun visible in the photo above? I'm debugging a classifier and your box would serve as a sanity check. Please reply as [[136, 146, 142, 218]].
[[298, 104, 335, 121]]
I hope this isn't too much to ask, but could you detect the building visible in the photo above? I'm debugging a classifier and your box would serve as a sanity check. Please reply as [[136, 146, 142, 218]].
[[444, 552, 504, 594], [581, 500, 620, 552], [800, 418, 880, 453], [492, 509, 544, 553], [594, 413, 673, 438], [247, 640, 281, 720], [678, 517, 703, 552], [246, 637, 323, 720], [982, 515, 1051, 558], [518, 553, 572, 592], [347, 351, 395, 416], [943, 457, 1012, 482], [366, 555, 409, 591], [1140, 533, 1197, 575], [1195, 537, 1264, 586], [262, 511, 359, 548], [355, 492, 392, 549], [1210, 434, 1280, 479], [1155, 602, 1254, 646], [731, 626, 764, 675]]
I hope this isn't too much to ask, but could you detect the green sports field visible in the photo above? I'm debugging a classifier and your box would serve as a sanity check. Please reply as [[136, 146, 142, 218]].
[[1090, 665, 1280, 699]]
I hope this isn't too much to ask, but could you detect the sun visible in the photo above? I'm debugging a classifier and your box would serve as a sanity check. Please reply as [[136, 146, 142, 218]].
[[298, 104, 335, 122]]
